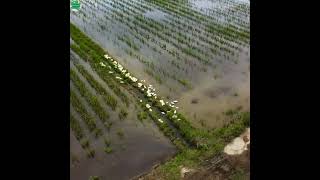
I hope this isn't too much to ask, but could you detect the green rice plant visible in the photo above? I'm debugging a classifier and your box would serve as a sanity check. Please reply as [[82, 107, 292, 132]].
[[70, 90, 97, 132], [94, 128, 103, 138], [80, 139, 90, 149], [75, 63, 118, 110], [104, 137, 111, 147], [70, 69, 109, 123], [86, 148, 95, 158], [104, 121, 113, 131], [116, 129, 124, 139], [137, 111, 147, 122], [118, 108, 128, 120], [104, 147, 113, 154], [70, 26, 130, 106], [71, 153, 79, 164], [177, 79, 191, 88], [70, 114, 84, 140], [89, 176, 100, 180]]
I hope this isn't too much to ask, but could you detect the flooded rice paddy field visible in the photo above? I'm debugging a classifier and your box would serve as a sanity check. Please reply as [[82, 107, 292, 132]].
[[70, 0, 250, 129], [70, 51, 176, 180]]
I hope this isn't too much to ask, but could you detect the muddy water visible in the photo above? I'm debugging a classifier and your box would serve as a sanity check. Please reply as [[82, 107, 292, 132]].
[[179, 47, 250, 129], [144, 9, 167, 22], [70, 110, 177, 180], [71, 0, 250, 129]]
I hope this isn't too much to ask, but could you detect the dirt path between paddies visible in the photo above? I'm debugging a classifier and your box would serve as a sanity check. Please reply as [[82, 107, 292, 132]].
[[183, 128, 250, 180]]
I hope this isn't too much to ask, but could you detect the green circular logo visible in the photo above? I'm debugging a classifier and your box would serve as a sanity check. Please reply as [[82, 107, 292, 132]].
[[71, 0, 81, 12]]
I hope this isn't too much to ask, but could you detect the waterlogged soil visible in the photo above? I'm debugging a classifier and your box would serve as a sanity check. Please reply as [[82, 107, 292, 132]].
[[71, 0, 250, 129], [70, 52, 176, 180], [70, 119, 176, 180]]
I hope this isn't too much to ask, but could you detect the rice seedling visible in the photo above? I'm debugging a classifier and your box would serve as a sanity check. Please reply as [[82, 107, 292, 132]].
[[118, 108, 128, 120], [116, 129, 125, 139], [71, 90, 97, 132], [70, 114, 84, 140], [71, 69, 110, 123]]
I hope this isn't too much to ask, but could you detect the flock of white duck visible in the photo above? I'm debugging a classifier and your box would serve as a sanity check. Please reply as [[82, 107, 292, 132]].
[[102, 54, 181, 124]]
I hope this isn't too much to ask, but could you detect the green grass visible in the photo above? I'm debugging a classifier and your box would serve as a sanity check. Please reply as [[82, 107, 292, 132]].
[[155, 112, 250, 179], [230, 168, 247, 180]]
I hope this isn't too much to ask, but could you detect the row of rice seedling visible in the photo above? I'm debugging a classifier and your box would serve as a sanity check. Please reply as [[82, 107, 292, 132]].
[[144, 0, 249, 45], [71, 2, 249, 95], [118, 108, 128, 120], [78, 0, 196, 66], [70, 69, 110, 126], [163, 16, 242, 55], [70, 113, 85, 140], [117, 34, 140, 51], [108, 0, 242, 65], [110, 6, 210, 77], [73, 0, 206, 82], [72, 61, 118, 110], [70, 24, 130, 106], [71, 44, 130, 106], [70, 90, 97, 132]]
